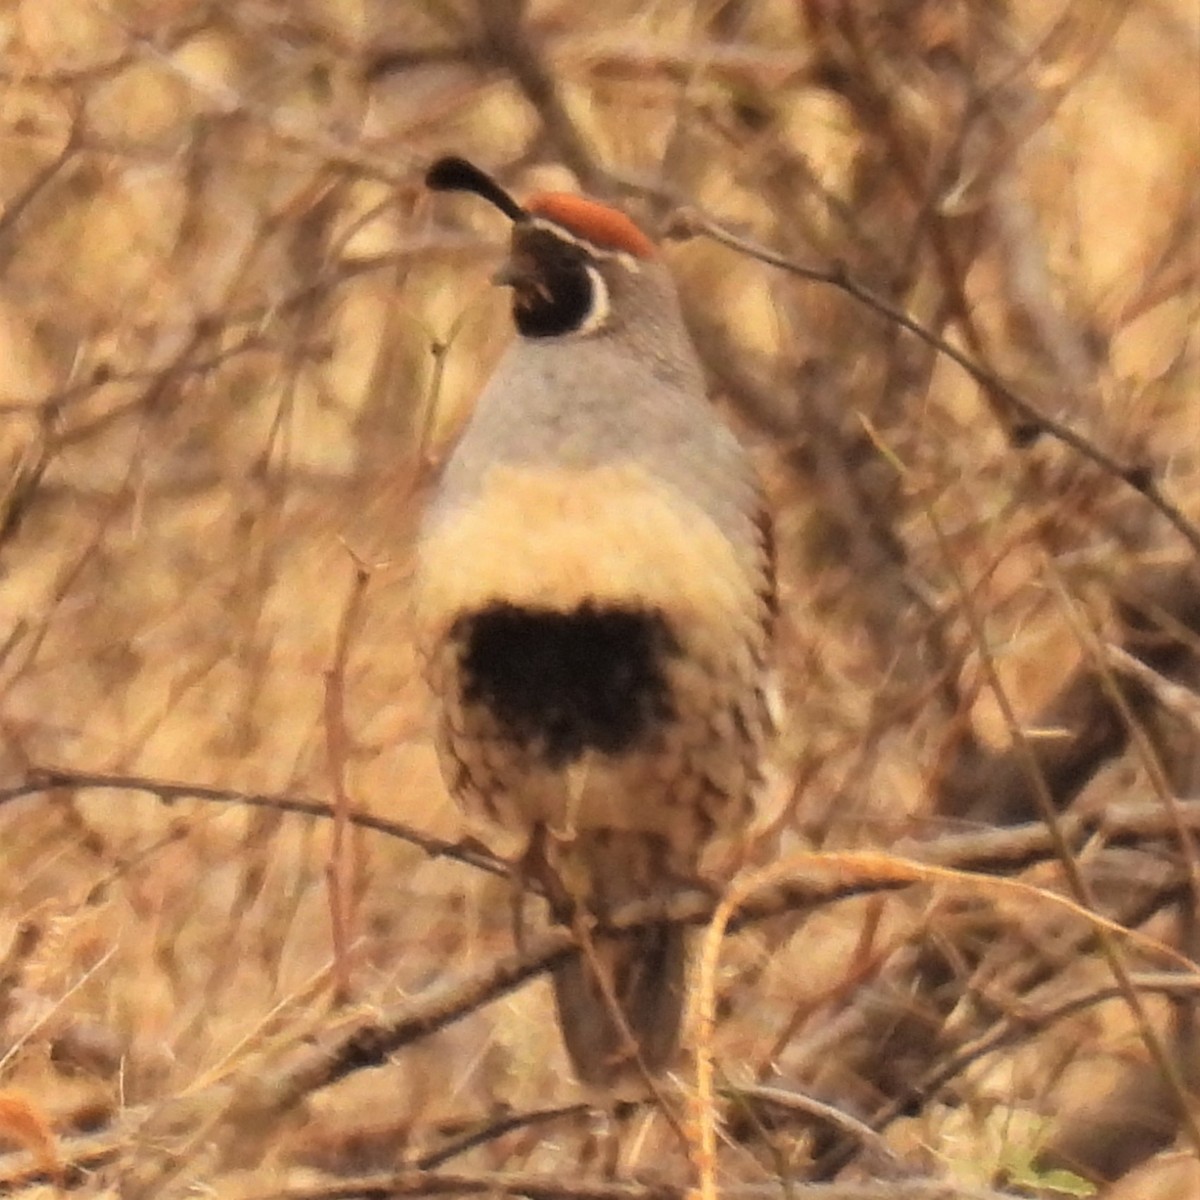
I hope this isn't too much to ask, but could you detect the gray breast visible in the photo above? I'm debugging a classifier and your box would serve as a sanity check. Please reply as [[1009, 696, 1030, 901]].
[[425, 335, 763, 561]]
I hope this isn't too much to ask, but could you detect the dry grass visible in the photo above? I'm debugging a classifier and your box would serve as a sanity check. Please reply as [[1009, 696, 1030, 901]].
[[0, 0, 1198, 1196]]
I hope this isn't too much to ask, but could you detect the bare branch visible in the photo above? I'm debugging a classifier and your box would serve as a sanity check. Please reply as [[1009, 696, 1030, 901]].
[[473, 0, 604, 192], [667, 211, 1200, 559], [0, 768, 507, 879], [249, 1169, 1028, 1200], [322, 562, 373, 1002]]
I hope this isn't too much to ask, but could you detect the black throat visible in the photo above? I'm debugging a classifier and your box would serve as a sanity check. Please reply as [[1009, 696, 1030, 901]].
[[451, 602, 679, 766], [511, 228, 598, 338]]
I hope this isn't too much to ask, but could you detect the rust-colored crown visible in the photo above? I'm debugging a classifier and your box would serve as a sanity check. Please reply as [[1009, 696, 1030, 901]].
[[524, 192, 656, 260], [426, 156, 656, 261]]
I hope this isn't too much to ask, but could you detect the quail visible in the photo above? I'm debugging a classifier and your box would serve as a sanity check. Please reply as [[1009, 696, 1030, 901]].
[[417, 157, 776, 1085]]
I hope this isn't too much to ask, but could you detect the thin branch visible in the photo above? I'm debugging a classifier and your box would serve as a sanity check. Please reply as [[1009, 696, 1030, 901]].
[[1044, 566, 1200, 908], [732, 1086, 907, 1178], [474, 0, 604, 192], [667, 211, 1200, 560], [251, 1167, 1033, 1200], [934, 560, 1200, 825], [6, 766, 1200, 901], [205, 937, 584, 1172], [0, 109, 81, 253], [0, 768, 507, 879], [322, 561, 372, 1003], [865, 970, 1200, 1153], [8, 767, 1200, 897], [210, 836, 1192, 1158], [1106, 642, 1200, 732], [924, 499, 1200, 1157], [0, 823, 1195, 1188], [414, 1104, 593, 1171]]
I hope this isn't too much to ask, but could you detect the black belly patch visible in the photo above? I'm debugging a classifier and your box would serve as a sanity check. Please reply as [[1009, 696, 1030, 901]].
[[451, 602, 680, 766]]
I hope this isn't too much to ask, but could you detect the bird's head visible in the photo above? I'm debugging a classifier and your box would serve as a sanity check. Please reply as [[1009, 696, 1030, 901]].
[[426, 156, 662, 340]]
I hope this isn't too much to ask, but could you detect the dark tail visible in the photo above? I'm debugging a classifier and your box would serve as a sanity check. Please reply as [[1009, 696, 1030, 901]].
[[547, 831, 688, 1085]]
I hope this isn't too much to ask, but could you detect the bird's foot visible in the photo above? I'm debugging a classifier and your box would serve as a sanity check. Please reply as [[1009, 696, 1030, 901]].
[[507, 824, 580, 947]]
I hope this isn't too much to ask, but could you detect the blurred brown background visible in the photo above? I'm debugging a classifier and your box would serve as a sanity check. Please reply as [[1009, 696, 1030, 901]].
[[0, 1, 1197, 1196]]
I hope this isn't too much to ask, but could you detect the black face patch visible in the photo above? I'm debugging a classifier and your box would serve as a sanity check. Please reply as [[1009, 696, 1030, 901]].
[[452, 602, 679, 766], [509, 228, 597, 338]]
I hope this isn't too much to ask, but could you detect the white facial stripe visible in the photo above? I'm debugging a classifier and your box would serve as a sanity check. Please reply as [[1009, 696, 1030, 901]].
[[575, 266, 610, 336], [526, 217, 642, 273]]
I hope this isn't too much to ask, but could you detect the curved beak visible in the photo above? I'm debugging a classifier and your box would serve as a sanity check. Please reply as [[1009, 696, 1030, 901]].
[[491, 259, 525, 288], [491, 251, 548, 304]]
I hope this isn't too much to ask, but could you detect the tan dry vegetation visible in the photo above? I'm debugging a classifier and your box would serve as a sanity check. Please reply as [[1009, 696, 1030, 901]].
[[0, 0, 1197, 1197]]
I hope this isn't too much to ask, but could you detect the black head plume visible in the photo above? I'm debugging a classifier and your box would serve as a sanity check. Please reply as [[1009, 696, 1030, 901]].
[[426, 156, 527, 223]]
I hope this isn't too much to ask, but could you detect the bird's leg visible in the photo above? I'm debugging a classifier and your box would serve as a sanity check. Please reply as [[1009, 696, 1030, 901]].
[[550, 752, 590, 846], [508, 823, 546, 951], [536, 753, 591, 922], [509, 822, 579, 949]]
